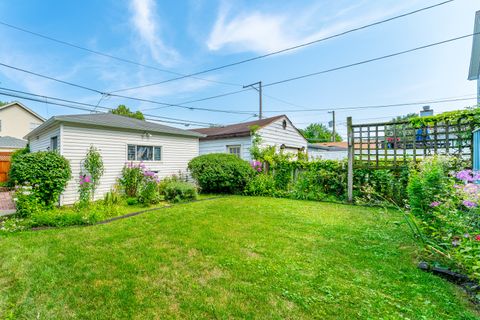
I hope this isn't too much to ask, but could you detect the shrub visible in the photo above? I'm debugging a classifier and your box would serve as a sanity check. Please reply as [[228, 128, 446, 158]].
[[138, 174, 161, 205], [103, 189, 121, 206], [119, 163, 145, 197], [244, 174, 278, 197], [13, 185, 44, 218], [163, 181, 197, 203], [188, 154, 254, 194], [407, 157, 454, 217], [9, 151, 71, 207]]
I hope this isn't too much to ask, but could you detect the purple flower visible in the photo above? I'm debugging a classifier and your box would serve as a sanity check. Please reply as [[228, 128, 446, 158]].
[[455, 169, 480, 182], [462, 200, 477, 208], [144, 171, 155, 177], [430, 201, 441, 208]]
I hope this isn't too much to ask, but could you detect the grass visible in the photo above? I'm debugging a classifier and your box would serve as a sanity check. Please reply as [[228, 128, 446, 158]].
[[0, 196, 478, 319]]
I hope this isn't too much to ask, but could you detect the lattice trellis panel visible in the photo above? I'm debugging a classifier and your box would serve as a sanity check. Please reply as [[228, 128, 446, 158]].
[[350, 120, 476, 169]]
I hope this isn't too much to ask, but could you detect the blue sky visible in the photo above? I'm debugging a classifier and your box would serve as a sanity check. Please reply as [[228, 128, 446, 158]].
[[0, 0, 479, 137]]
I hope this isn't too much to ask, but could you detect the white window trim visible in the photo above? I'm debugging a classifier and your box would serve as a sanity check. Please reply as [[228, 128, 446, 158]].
[[226, 144, 242, 158], [126, 144, 163, 162]]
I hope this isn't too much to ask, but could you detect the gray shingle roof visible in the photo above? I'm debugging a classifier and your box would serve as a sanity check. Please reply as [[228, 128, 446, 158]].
[[0, 136, 28, 149], [25, 113, 205, 139]]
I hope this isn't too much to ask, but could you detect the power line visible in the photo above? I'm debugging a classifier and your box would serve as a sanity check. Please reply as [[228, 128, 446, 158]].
[[0, 87, 219, 126], [167, 32, 478, 109], [0, 62, 257, 116], [263, 33, 478, 88], [1, 32, 476, 117], [259, 96, 479, 113], [0, 20, 240, 88], [108, 0, 455, 93]]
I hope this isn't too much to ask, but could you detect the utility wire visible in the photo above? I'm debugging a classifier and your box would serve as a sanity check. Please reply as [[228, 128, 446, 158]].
[[263, 32, 478, 88], [0, 62, 256, 116], [0, 32, 476, 116], [170, 32, 479, 110], [259, 96, 479, 113], [0, 20, 240, 88], [108, 0, 455, 93], [0, 87, 218, 126]]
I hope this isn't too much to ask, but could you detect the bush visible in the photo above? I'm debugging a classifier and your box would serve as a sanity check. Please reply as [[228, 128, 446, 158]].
[[119, 163, 145, 197], [163, 181, 198, 203], [9, 151, 71, 207], [407, 157, 455, 217], [138, 175, 161, 205], [188, 154, 254, 194], [13, 185, 44, 218], [244, 174, 278, 197]]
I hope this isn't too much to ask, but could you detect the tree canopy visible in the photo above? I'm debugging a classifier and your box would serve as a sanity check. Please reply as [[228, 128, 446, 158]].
[[110, 105, 145, 120], [300, 123, 342, 142]]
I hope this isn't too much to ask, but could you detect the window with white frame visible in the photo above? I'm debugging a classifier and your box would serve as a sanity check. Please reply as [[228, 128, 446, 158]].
[[227, 145, 241, 158], [127, 145, 162, 161]]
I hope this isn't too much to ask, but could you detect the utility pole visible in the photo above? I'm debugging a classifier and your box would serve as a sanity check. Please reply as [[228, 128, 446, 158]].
[[243, 81, 262, 119], [328, 110, 336, 142]]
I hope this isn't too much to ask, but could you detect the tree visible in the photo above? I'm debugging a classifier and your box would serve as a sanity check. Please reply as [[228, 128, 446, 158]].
[[392, 113, 418, 122], [110, 105, 145, 120], [300, 123, 342, 142]]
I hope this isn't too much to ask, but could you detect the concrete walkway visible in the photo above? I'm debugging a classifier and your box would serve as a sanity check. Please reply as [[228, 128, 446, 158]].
[[0, 191, 15, 216]]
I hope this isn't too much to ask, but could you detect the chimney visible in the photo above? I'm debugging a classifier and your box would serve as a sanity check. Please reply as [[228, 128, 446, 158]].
[[420, 105, 433, 117]]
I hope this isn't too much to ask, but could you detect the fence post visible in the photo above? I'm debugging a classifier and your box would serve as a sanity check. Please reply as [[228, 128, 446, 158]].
[[347, 117, 353, 203]]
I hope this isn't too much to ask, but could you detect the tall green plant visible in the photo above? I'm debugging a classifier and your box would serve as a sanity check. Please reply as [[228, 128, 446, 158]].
[[9, 151, 71, 207], [83, 146, 104, 198]]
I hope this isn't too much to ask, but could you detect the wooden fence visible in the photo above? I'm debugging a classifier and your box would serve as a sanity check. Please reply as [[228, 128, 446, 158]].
[[0, 152, 12, 183], [346, 117, 477, 201]]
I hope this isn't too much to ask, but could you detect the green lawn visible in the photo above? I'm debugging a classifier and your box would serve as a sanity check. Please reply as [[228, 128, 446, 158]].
[[0, 197, 478, 319]]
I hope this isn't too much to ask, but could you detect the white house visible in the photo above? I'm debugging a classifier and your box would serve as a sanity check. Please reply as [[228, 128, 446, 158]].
[[25, 113, 204, 205], [308, 142, 348, 161], [191, 115, 308, 161], [468, 10, 480, 104]]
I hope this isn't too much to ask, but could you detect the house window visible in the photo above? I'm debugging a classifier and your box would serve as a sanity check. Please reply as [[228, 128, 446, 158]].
[[127, 145, 162, 161], [0, 120, 2, 132], [227, 145, 241, 158], [282, 119, 287, 129], [50, 136, 58, 151], [30, 122, 40, 130]]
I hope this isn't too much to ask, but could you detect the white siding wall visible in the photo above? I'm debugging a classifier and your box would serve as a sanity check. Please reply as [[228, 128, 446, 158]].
[[59, 124, 199, 205], [29, 125, 61, 152], [257, 117, 307, 152], [308, 149, 347, 161], [199, 136, 252, 161]]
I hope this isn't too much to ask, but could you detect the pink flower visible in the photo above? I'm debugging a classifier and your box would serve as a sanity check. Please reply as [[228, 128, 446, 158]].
[[430, 201, 441, 207], [475, 235, 480, 241]]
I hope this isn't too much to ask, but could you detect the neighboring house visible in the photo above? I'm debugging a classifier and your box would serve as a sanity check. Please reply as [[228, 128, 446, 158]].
[[25, 113, 205, 205], [308, 142, 348, 160], [0, 136, 28, 152], [192, 115, 308, 161], [0, 101, 45, 140]]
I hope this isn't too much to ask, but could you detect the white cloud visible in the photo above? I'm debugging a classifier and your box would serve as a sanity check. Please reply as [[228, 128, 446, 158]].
[[129, 0, 179, 66], [207, 1, 418, 55]]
